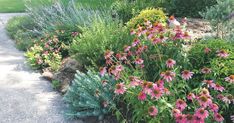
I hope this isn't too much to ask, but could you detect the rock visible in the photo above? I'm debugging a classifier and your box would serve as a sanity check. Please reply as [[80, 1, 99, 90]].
[[42, 71, 54, 81], [54, 57, 82, 93]]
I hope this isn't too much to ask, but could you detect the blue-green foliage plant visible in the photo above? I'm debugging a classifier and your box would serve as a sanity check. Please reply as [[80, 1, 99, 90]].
[[64, 70, 116, 120]]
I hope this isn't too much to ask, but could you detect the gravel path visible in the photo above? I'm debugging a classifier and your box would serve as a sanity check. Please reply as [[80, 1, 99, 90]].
[[0, 13, 83, 123]]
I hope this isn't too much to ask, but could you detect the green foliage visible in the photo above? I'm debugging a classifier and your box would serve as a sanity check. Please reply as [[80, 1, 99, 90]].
[[70, 18, 134, 69], [167, 0, 217, 18], [52, 80, 61, 90], [6, 16, 38, 51], [25, 34, 63, 71], [111, 0, 164, 23], [127, 8, 167, 29], [64, 71, 116, 119], [200, 0, 234, 40]]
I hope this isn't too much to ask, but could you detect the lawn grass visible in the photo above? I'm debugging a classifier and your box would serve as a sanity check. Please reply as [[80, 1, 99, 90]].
[[0, 0, 52, 13]]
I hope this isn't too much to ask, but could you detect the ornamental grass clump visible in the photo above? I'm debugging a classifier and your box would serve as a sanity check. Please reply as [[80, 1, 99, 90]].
[[99, 16, 234, 122]]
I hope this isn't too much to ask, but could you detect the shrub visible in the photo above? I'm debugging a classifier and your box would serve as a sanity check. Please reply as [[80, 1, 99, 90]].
[[64, 70, 116, 119], [200, 0, 234, 40], [127, 8, 167, 29], [70, 18, 134, 69], [111, 0, 164, 23], [167, 0, 217, 18], [6, 16, 38, 50], [99, 17, 233, 122]]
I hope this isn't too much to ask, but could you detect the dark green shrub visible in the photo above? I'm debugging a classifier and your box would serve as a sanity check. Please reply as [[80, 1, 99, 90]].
[[70, 19, 134, 69], [167, 0, 217, 18], [64, 70, 116, 119], [127, 8, 167, 29]]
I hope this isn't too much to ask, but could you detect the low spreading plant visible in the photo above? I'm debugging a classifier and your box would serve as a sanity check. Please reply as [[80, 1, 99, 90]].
[[70, 18, 134, 69], [99, 17, 234, 122], [64, 70, 116, 120]]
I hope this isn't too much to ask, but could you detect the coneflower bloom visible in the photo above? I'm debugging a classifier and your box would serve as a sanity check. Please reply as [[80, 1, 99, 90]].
[[175, 114, 186, 123], [160, 71, 176, 82], [148, 106, 158, 117], [198, 95, 212, 107], [172, 108, 181, 117], [166, 58, 176, 68], [129, 76, 141, 87], [130, 29, 136, 35], [217, 49, 229, 58], [225, 75, 234, 83], [132, 38, 140, 47], [134, 57, 144, 65], [202, 80, 215, 88], [204, 47, 211, 54], [222, 95, 234, 104], [138, 91, 147, 101], [151, 87, 163, 100], [114, 83, 126, 95], [193, 115, 205, 123], [216, 94, 224, 100], [104, 50, 114, 59], [185, 114, 194, 123], [213, 84, 225, 92], [183, 31, 191, 39], [195, 108, 209, 119], [231, 115, 234, 123], [124, 45, 131, 52], [99, 67, 106, 76], [181, 70, 194, 80], [176, 99, 187, 111], [214, 113, 224, 122], [187, 93, 196, 101], [144, 82, 153, 94], [201, 67, 212, 74], [209, 103, 219, 113]]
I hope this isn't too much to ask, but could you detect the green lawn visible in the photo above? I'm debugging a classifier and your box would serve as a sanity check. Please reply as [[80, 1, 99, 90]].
[[0, 0, 115, 13], [0, 0, 53, 13]]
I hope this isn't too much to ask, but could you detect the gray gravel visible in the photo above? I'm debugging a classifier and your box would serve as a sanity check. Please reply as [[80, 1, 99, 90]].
[[0, 13, 83, 123]]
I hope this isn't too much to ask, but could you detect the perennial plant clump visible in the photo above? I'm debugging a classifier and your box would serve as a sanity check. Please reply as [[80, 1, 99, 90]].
[[99, 16, 234, 122]]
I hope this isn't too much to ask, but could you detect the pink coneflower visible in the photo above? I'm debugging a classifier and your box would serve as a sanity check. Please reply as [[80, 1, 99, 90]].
[[231, 115, 234, 123], [183, 31, 191, 39], [150, 86, 163, 100], [198, 95, 212, 108], [164, 88, 170, 95], [129, 76, 141, 87], [175, 114, 186, 123], [195, 108, 209, 119], [172, 108, 181, 117], [214, 113, 224, 122], [114, 83, 126, 95], [144, 82, 153, 94], [161, 71, 176, 82], [130, 29, 136, 35], [209, 103, 219, 113], [173, 31, 184, 40], [193, 115, 205, 123], [134, 57, 144, 65], [201, 67, 212, 74], [132, 38, 140, 47], [204, 47, 211, 54], [185, 114, 194, 123], [152, 38, 162, 44], [148, 106, 158, 117], [225, 75, 234, 83], [104, 50, 114, 59], [138, 91, 147, 101], [187, 93, 195, 101], [176, 99, 187, 111], [213, 84, 225, 92], [124, 45, 131, 52], [222, 95, 234, 104], [181, 70, 194, 80], [99, 67, 106, 76], [202, 80, 214, 88], [217, 49, 229, 58], [156, 79, 164, 88], [216, 94, 224, 100], [168, 16, 181, 28], [166, 58, 176, 68]]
